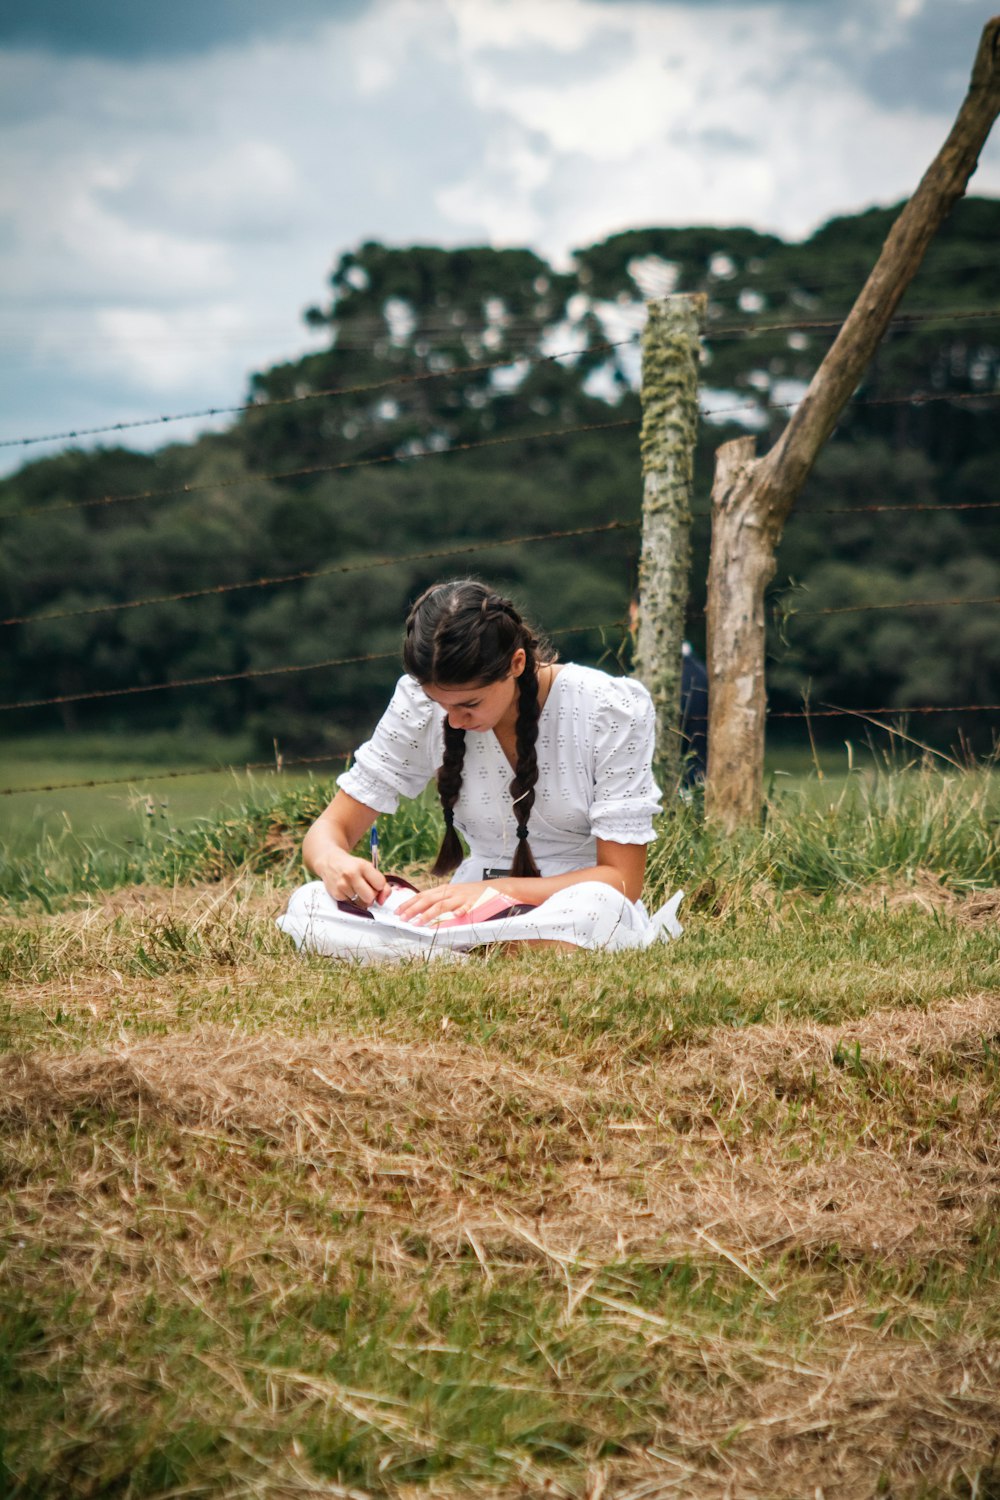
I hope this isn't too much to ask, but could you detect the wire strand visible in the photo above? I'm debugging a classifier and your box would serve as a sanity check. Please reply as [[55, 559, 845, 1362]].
[[0, 519, 639, 628], [4, 302, 999, 453], [4, 490, 994, 627], [703, 387, 1000, 424], [3, 583, 992, 706], [769, 702, 999, 719], [5, 417, 639, 521], [5, 690, 995, 796], [707, 304, 1000, 339], [4, 492, 992, 629], [0, 751, 354, 798], [0, 620, 622, 713], [0, 336, 638, 452], [787, 594, 1000, 618], [2, 647, 400, 712], [7, 383, 997, 527], [688, 497, 1000, 519], [805, 498, 1000, 516]]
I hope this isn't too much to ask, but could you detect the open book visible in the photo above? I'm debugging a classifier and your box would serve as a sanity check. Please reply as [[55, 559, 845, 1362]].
[[337, 876, 536, 932]]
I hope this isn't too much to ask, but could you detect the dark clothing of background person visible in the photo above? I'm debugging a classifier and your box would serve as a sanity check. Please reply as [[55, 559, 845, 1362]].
[[680, 643, 708, 786], [626, 597, 709, 788]]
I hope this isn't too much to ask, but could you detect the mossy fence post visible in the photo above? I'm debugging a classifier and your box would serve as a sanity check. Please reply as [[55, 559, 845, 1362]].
[[635, 293, 706, 791]]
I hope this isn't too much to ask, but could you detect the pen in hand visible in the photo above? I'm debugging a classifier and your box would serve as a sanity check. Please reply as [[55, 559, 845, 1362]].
[[369, 823, 386, 904]]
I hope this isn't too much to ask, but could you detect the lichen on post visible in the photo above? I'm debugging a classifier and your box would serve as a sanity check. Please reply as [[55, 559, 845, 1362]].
[[635, 293, 706, 791]]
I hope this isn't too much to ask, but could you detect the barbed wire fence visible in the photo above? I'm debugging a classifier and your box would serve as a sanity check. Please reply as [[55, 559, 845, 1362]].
[[4, 300, 999, 455], [1, 295, 997, 803]]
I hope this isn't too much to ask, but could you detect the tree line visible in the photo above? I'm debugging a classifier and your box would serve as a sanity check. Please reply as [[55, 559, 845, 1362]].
[[1, 198, 997, 753]]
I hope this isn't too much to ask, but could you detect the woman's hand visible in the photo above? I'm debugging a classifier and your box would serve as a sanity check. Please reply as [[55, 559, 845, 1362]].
[[304, 792, 388, 909], [316, 852, 387, 909], [395, 881, 491, 926]]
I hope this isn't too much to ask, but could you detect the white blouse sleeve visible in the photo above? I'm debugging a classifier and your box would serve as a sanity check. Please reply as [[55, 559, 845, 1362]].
[[337, 675, 441, 814], [588, 678, 662, 844]]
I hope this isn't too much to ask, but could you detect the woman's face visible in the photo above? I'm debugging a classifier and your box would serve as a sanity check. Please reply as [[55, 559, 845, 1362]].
[[421, 648, 526, 732]]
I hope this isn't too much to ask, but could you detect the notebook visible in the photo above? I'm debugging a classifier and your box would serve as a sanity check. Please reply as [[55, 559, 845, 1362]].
[[337, 876, 534, 930]]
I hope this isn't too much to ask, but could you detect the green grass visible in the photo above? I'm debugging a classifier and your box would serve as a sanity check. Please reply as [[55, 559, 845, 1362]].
[[2, 739, 999, 1495], [2, 888, 999, 1496], [3, 737, 999, 909], [0, 732, 854, 843], [0, 731, 344, 860], [3, 891, 996, 1057], [0, 732, 348, 903]]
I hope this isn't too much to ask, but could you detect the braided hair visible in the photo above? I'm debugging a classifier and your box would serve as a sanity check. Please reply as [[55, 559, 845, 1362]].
[[402, 579, 553, 879]]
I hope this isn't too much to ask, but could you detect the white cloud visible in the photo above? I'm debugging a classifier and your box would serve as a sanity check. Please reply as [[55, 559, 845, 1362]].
[[351, 0, 451, 92], [434, 0, 1000, 254], [85, 304, 311, 395], [146, 141, 303, 237], [445, 0, 608, 54], [0, 2, 478, 458], [436, 121, 552, 244], [0, 0, 997, 468]]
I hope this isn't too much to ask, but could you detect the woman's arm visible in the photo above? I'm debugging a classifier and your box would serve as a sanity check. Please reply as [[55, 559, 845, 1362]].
[[394, 839, 646, 923], [302, 790, 388, 906], [502, 839, 646, 902]]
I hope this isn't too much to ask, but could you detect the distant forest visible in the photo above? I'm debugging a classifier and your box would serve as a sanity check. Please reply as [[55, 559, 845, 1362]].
[[2, 198, 998, 755]]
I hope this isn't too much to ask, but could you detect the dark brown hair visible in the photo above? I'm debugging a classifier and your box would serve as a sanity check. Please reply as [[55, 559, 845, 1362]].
[[402, 579, 553, 879]]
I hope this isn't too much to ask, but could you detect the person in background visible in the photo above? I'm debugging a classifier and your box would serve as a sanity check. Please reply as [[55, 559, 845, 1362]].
[[680, 641, 708, 786], [628, 596, 708, 787]]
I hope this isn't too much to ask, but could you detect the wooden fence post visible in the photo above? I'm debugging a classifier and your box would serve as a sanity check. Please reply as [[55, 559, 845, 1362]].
[[635, 293, 706, 790], [704, 433, 771, 828], [704, 14, 1000, 833]]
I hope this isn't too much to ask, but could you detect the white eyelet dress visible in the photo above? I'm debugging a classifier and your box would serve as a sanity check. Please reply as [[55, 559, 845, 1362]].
[[277, 664, 684, 962]]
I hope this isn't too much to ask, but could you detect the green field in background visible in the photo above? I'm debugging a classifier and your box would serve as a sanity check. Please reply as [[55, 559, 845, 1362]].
[[0, 735, 347, 859], [0, 731, 897, 859]]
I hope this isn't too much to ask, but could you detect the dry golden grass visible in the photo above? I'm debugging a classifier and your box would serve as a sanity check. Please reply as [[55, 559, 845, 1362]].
[[849, 868, 1000, 926], [2, 883, 999, 1498], [5, 992, 1000, 1266]]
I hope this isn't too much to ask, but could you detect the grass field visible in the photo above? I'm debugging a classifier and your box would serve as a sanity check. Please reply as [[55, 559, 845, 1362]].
[[0, 733, 329, 858], [0, 732, 873, 856], [2, 749, 1000, 1498]]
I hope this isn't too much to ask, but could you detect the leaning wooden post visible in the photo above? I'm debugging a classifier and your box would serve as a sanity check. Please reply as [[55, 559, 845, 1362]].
[[635, 294, 706, 790], [705, 14, 1000, 833], [704, 433, 772, 829]]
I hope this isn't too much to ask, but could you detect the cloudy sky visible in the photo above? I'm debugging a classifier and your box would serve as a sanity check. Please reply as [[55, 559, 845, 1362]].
[[0, 0, 997, 473]]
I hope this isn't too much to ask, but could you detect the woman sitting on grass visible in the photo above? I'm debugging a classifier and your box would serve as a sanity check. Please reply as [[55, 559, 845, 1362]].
[[278, 578, 682, 960]]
